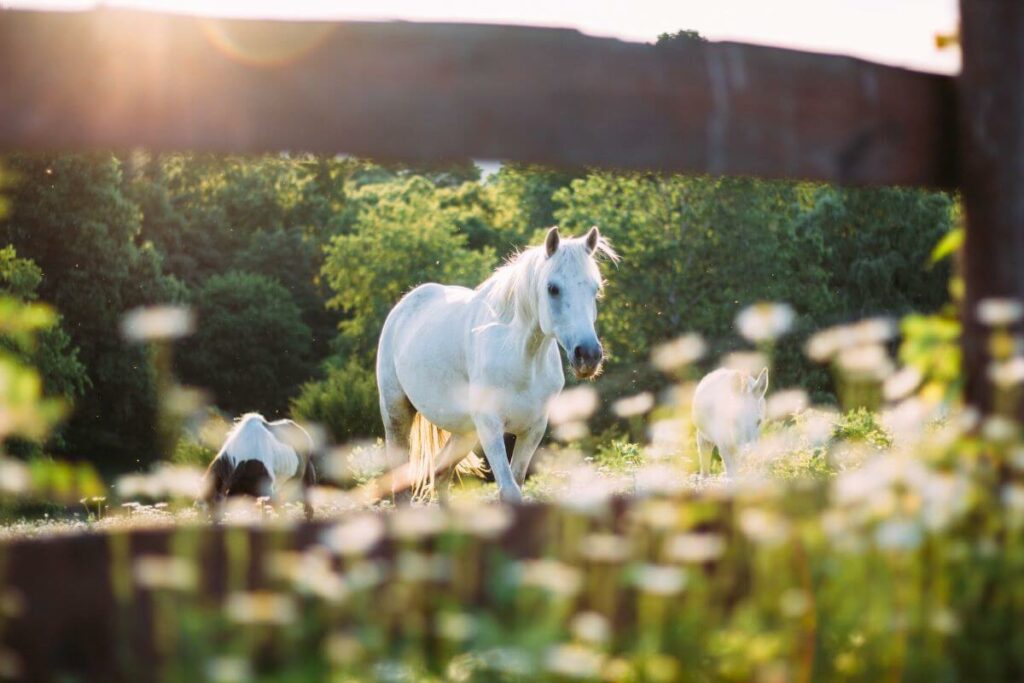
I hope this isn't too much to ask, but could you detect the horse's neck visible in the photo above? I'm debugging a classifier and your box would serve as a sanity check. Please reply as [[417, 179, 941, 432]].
[[508, 315, 556, 368]]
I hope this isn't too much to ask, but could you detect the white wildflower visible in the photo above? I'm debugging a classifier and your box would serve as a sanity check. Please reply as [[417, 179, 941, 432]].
[[322, 515, 385, 556], [664, 532, 726, 563], [632, 564, 687, 595], [735, 302, 795, 343], [837, 343, 894, 381], [121, 305, 194, 342], [650, 334, 706, 372], [612, 392, 655, 418], [883, 366, 923, 402], [517, 559, 582, 597], [134, 556, 197, 591], [570, 611, 611, 645], [548, 387, 599, 426], [545, 643, 606, 679], [766, 389, 808, 420], [977, 298, 1024, 326]]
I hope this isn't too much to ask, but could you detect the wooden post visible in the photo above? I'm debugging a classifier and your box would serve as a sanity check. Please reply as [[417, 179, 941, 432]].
[[959, 1, 1024, 414]]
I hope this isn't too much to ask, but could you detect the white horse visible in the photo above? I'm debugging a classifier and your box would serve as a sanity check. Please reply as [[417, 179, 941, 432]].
[[692, 367, 768, 477], [376, 226, 617, 502], [201, 412, 317, 518]]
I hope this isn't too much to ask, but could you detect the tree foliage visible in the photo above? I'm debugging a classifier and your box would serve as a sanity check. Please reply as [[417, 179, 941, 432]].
[[178, 271, 313, 416], [0, 150, 954, 468]]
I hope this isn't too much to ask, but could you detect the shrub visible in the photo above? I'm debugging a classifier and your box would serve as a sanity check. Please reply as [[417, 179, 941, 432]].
[[291, 359, 381, 443]]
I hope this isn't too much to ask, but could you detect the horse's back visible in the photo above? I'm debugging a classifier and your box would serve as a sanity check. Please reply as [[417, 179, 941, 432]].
[[221, 416, 300, 482], [692, 368, 746, 444]]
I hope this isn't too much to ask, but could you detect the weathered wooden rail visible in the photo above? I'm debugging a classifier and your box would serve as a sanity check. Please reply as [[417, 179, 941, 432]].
[[0, 8, 954, 188]]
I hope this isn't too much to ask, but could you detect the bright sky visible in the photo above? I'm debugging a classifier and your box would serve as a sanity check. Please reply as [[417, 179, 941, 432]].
[[9, 0, 960, 74]]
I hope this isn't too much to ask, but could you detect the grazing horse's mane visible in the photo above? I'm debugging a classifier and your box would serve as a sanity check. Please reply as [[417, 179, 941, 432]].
[[477, 232, 617, 326]]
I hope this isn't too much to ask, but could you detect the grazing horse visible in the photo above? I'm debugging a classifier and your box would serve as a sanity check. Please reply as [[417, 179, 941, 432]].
[[201, 412, 317, 519], [692, 367, 768, 477], [376, 226, 617, 502]]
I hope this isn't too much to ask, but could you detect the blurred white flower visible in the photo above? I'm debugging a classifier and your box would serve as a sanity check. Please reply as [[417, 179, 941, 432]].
[[0, 458, 30, 496], [570, 611, 611, 645], [977, 298, 1023, 326], [982, 416, 1018, 442], [437, 611, 477, 641], [545, 643, 606, 679], [806, 318, 896, 362], [850, 318, 898, 346], [448, 501, 513, 539], [134, 556, 197, 591], [579, 533, 632, 563], [390, 505, 447, 540], [323, 633, 363, 665], [121, 305, 194, 342], [548, 387, 599, 426], [1002, 484, 1024, 515], [396, 551, 449, 583], [736, 302, 795, 343], [665, 532, 726, 563], [225, 591, 297, 626], [779, 589, 810, 617], [205, 656, 251, 683], [635, 463, 688, 497], [650, 334, 706, 372], [722, 351, 769, 377], [883, 366, 923, 402], [632, 564, 687, 595], [800, 408, 839, 447], [552, 421, 590, 442], [766, 389, 808, 420], [738, 508, 790, 546], [612, 392, 655, 418], [836, 344, 894, 381], [875, 518, 922, 551], [322, 515, 384, 556], [517, 559, 582, 597], [988, 356, 1024, 388]]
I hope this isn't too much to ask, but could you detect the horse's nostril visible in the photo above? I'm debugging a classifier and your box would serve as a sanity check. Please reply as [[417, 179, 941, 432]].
[[573, 346, 584, 362]]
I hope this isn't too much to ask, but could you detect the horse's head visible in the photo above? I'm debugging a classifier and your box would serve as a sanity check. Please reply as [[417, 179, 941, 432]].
[[740, 367, 770, 446], [538, 226, 617, 379]]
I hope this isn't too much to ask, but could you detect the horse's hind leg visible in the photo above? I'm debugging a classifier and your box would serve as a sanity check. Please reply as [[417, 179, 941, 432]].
[[696, 432, 713, 477], [379, 383, 416, 503]]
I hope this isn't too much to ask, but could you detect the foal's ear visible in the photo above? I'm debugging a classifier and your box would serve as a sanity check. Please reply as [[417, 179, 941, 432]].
[[545, 226, 561, 257], [752, 367, 769, 398], [584, 226, 600, 254]]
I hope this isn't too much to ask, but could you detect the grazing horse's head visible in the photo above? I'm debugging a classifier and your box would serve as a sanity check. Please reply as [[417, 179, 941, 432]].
[[227, 459, 273, 498], [538, 226, 617, 379]]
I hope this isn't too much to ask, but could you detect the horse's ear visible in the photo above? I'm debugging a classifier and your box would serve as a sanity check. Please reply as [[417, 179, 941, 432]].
[[584, 226, 600, 254], [752, 367, 769, 398], [545, 226, 561, 257]]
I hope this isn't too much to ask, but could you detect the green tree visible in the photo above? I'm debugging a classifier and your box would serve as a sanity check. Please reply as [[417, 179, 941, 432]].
[[1, 154, 182, 467], [321, 176, 495, 362], [178, 271, 314, 415]]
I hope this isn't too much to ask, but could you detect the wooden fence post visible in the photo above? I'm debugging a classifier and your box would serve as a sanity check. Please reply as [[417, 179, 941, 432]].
[[959, 1, 1024, 414]]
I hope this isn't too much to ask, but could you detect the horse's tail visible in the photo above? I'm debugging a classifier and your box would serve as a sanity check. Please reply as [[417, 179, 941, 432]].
[[408, 413, 488, 502]]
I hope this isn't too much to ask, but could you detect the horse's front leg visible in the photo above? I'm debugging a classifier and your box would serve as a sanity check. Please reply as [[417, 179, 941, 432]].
[[510, 420, 547, 488], [472, 414, 522, 503]]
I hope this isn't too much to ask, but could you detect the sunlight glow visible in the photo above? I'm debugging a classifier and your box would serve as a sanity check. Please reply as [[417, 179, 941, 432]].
[[10, 0, 960, 74]]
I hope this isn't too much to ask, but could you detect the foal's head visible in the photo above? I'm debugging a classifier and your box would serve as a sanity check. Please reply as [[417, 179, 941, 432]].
[[538, 226, 617, 379]]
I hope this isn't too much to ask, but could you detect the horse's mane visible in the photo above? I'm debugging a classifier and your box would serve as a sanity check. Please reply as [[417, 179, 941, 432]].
[[477, 232, 618, 325]]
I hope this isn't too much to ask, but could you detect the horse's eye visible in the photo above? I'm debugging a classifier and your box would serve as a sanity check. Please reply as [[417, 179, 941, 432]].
[[547, 284, 560, 297]]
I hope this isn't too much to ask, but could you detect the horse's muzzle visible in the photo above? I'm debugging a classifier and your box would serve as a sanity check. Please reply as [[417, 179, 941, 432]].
[[571, 342, 604, 379]]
